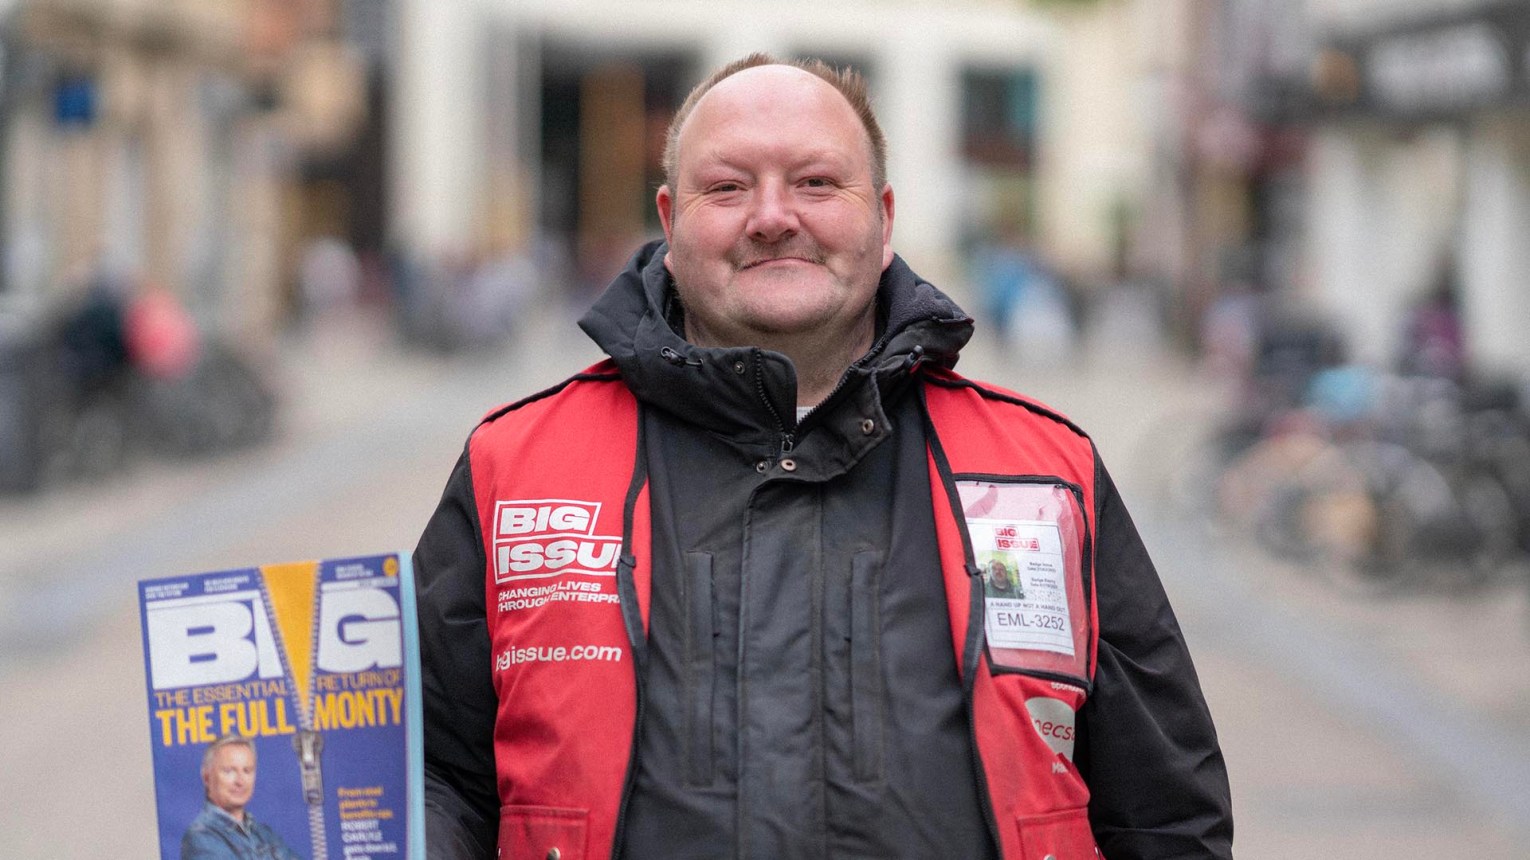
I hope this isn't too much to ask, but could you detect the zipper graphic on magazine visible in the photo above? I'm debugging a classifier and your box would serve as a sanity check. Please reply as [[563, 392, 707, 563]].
[[258, 571, 330, 860]]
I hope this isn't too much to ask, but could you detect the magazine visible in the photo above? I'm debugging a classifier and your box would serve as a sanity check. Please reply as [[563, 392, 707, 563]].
[[139, 553, 423, 859]]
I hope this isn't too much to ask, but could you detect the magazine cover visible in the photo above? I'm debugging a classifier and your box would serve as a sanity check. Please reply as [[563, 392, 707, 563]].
[[139, 552, 424, 860]]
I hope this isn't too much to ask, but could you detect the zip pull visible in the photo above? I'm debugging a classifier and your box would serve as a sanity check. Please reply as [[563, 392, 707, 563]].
[[780, 433, 796, 455], [660, 346, 701, 366], [905, 344, 926, 370]]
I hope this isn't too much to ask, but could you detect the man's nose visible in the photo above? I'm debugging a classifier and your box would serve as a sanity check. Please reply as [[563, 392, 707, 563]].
[[745, 181, 798, 243]]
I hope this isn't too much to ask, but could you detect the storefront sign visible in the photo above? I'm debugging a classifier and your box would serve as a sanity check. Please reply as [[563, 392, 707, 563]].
[[1315, 2, 1530, 122], [1367, 22, 1512, 115]]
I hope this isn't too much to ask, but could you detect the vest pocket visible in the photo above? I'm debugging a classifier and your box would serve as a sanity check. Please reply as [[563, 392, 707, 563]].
[[685, 551, 716, 786], [953, 477, 1093, 688], [850, 550, 884, 782], [498, 805, 588, 860], [1014, 808, 1100, 860]]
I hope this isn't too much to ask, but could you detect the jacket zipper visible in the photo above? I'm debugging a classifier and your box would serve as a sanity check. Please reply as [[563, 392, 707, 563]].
[[793, 324, 938, 437], [749, 348, 796, 458], [798, 328, 902, 426]]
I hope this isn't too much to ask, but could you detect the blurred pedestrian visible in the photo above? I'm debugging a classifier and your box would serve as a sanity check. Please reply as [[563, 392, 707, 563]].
[[297, 235, 362, 325], [974, 223, 1075, 362], [415, 53, 1231, 859], [125, 283, 201, 381], [974, 222, 1036, 339], [51, 269, 131, 394], [1400, 259, 1466, 383]]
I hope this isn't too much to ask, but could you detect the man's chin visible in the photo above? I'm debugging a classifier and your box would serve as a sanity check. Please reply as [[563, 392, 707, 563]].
[[729, 269, 829, 300], [737, 308, 854, 339]]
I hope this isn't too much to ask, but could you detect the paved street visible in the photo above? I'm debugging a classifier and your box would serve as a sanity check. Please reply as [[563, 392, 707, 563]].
[[2, 297, 1528, 858]]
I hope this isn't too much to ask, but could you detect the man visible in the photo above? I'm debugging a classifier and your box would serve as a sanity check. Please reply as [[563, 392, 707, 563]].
[[984, 557, 1024, 600], [415, 54, 1232, 859], [181, 736, 299, 860]]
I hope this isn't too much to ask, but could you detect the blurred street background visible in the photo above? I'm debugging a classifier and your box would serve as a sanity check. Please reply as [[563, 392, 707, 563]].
[[2, 0, 1530, 857]]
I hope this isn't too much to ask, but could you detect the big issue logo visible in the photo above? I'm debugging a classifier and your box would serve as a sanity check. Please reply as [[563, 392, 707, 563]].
[[994, 525, 1042, 552], [493, 499, 622, 583]]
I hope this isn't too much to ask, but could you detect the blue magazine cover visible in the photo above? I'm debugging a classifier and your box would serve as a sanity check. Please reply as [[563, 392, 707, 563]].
[[139, 553, 424, 859]]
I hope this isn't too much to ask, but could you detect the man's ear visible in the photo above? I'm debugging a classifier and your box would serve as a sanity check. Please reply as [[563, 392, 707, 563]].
[[657, 185, 675, 242], [657, 185, 677, 273], [880, 183, 896, 269]]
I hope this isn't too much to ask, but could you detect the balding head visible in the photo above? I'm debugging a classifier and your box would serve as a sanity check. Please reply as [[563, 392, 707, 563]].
[[662, 53, 887, 193]]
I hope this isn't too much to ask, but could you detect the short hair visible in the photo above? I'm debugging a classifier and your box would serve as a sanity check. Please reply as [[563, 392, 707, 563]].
[[201, 735, 256, 779], [662, 52, 888, 192]]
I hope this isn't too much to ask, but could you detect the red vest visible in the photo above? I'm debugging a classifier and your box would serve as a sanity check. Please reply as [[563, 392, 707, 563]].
[[470, 361, 1102, 860]]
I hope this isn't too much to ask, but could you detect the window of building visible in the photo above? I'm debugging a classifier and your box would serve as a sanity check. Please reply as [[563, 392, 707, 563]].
[[960, 68, 1038, 169]]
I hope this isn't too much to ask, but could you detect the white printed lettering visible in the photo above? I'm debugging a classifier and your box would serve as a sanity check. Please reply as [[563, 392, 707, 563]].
[[145, 592, 284, 689], [316, 586, 403, 673], [493, 643, 625, 670]]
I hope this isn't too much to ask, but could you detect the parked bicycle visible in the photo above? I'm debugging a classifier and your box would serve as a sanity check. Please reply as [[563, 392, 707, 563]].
[[1214, 367, 1526, 594], [5, 284, 279, 494]]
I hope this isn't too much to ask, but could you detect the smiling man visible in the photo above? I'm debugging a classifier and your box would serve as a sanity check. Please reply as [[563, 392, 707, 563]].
[[656, 63, 893, 404], [180, 736, 298, 860], [415, 54, 1232, 860]]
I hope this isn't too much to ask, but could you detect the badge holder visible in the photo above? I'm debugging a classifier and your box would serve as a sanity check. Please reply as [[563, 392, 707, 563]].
[[957, 479, 1091, 685]]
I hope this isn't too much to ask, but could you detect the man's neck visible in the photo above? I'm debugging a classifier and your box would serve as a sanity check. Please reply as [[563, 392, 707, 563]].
[[784, 328, 873, 408], [212, 804, 247, 827]]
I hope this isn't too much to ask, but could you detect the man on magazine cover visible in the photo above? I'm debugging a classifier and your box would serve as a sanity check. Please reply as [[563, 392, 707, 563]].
[[415, 53, 1233, 858], [181, 736, 300, 860]]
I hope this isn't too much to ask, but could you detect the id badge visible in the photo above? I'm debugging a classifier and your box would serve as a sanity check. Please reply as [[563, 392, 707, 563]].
[[958, 479, 1092, 683]]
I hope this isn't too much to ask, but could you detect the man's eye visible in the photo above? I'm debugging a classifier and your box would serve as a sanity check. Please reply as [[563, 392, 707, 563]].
[[708, 182, 742, 193], [802, 177, 833, 188]]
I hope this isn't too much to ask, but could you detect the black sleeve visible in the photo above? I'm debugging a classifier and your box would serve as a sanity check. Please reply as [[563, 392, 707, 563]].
[[414, 445, 499, 858], [1075, 454, 1234, 859]]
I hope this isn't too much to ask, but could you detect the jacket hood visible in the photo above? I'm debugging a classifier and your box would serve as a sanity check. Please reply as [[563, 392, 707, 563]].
[[578, 239, 973, 451]]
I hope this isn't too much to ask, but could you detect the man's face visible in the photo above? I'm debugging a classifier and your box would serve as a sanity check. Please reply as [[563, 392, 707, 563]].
[[204, 744, 256, 816], [657, 65, 894, 349]]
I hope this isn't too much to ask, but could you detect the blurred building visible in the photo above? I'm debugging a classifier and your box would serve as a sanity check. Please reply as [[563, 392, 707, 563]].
[[0, 0, 371, 337], [1217, 0, 1530, 377], [1119, 0, 1307, 345], [1300, 0, 1530, 375], [389, 0, 1179, 304]]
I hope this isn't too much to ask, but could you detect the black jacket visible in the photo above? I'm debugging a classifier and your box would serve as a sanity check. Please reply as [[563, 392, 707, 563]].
[[414, 241, 1233, 858]]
